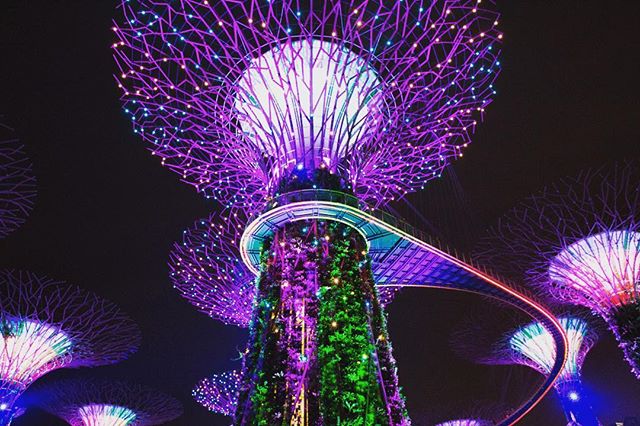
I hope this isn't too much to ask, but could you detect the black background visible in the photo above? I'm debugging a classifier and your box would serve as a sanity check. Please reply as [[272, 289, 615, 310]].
[[1, 1, 639, 424]]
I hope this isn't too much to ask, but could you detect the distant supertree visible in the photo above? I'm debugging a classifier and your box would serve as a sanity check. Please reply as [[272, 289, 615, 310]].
[[169, 211, 255, 328], [33, 379, 183, 426], [193, 370, 241, 417], [0, 118, 36, 238], [435, 421, 493, 426], [475, 163, 640, 379], [114, 0, 503, 423], [0, 270, 141, 425], [452, 310, 600, 425]]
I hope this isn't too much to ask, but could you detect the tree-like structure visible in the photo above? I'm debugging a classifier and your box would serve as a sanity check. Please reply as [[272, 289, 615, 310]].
[[113, 0, 501, 210], [193, 370, 241, 417], [0, 118, 36, 238], [0, 270, 141, 425], [452, 310, 600, 425], [474, 163, 640, 379], [169, 211, 255, 328], [114, 0, 502, 423], [32, 379, 183, 426], [435, 420, 493, 426]]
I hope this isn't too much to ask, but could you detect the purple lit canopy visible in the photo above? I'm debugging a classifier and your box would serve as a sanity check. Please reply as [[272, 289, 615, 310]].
[[113, 0, 501, 209], [473, 163, 640, 377], [192, 370, 240, 417], [32, 379, 183, 426], [0, 270, 141, 421]]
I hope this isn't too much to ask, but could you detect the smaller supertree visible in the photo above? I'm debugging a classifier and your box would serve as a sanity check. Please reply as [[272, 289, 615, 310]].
[[193, 370, 240, 417], [0, 270, 141, 425], [169, 211, 256, 328], [435, 420, 493, 426], [452, 310, 600, 426], [474, 162, 640, 378], [32, 379, 183, 426], [0, 118, 36, 239]]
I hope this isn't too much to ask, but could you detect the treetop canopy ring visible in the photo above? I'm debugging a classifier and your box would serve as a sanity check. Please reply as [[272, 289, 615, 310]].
[[113, 0, 501, 209]]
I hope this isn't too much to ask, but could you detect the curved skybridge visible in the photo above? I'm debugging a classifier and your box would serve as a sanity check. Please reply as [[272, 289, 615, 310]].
[[241, 189, 569, 426]]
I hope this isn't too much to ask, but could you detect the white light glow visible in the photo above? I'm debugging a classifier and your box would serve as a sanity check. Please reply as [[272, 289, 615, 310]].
[[78, 404, 137, 426], [436, 420, 492, 426], [549, 230, 640, 309], [1, 319, 72, 385], [509, 317, 589, 382], [235, 38, 383, 174]]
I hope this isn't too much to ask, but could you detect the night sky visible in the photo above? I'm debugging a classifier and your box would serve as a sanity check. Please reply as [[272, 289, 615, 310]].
[[1, 1, 639, 425]]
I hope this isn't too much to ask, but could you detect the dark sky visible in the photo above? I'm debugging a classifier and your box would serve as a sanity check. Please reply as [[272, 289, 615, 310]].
[[1, 1, 639, 425]]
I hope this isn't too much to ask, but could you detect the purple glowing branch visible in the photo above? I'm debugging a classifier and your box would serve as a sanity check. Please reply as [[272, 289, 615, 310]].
[[169, 211, 255, 327], [0, 120, 36, 239], [436, 420, 493, 426], [169, 209, 398, 328], [452, 310, 598, 385], [473, 162, 640, 377], [506, 316, 598, 384], [113, 0, 501, 208], [192, 370, 240, 417], [474, 162, 640, 315], [32, 379, 183, 426], [0, 271, 141, 420]]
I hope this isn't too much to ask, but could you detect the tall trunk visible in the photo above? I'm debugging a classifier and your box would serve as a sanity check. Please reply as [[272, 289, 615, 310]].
[[235, 220, 408, 425]]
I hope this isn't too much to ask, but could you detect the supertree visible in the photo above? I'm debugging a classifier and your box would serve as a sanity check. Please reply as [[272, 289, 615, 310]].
[[113, 1, 567, 424], [452, 309, 601, 426], [0, 117, 36, 238], [474, 162, 640, 379], [193, 369, 241, 417], [0, 270, 141, 425], [32, 379, 183, 426], [435, 421, 493, 426]]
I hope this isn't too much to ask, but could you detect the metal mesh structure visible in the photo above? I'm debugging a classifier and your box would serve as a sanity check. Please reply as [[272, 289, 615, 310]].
[[474, 162, 640, 378], [451, 309, 601, 425], [0, 270, 141, 423], [33, 379, 183, 426], [113, 0, 501, 209], [0, 119, 36, 239], [436, 420, 494, 426], [169, 207, 398, 327], [169, 211, 255, 327], [113, 1, 510, 423], [193, 370, 240, 417]]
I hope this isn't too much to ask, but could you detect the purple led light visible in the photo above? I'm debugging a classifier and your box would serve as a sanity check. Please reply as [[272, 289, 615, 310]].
[[113, 0, 501, 209], [474, 162, 640, 378], [474, 162, 640, 315], [0, 271, 141, 423], [32, 379, 183, 426], [193, 370, 240, 417], [169, 211, 255, 327]]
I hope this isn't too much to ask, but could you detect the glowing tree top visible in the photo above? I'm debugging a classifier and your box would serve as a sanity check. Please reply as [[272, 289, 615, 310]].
[[0, 118, 36, 238], [475, 163, 640, 316], [435, 421, 493, 426], [192, 369, 240, 417], [169, 211, 255, 327], [452, 309, 600, 425], [113, 0, 501, 208], [474, 162, 640, 378], [505, 316, 597, 385], [33, 379, 183, 426], [0, 270, 141, 423]]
